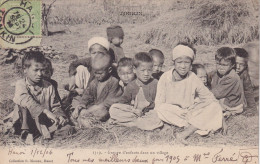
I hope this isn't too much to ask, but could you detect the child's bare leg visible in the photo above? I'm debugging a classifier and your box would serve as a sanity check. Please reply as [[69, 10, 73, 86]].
[[222, 116, 228, 135], [175, 125, 197, 145]]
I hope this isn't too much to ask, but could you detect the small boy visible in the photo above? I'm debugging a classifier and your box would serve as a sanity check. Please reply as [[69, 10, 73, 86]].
[[68, 37, 111, 94], [109, 52, 163, 131], [211, 47, 244, 117], [234, 48, 257, 113], [117, 57, 136, 90], [107, 25, 125, 63], [43, 57, 61, 103], [148, 49, 165, 80], [13, 52, 68, 141], [191, 63, 210, 88], [71, 53, 122, 128], [65, 37, 118, 110]]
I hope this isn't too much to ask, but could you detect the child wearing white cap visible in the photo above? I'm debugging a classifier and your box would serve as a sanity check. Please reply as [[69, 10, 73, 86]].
[[64, 37, 118, 122], [154, 43, 223, 145]]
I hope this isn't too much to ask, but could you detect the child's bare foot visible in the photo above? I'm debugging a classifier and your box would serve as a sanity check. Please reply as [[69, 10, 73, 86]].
[[173, 133, 188, 146], [20, 130, 29, 141]]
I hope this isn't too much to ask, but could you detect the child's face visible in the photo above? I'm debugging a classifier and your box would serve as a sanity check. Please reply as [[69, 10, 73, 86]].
[[235, 56, 247, 74], [25, 60, 45, 84], [89, 44, 107, 60], [118, 66, 135, 84], [173, 56, 192, 76], [152, 56, 164, 74], [92, 65, 111, 82], [134, 62, 153, 83], [196, 68, 207, 86], [111, 37, 123, 46], [43, 67, 53, 79], [216, 59, 233, 76]]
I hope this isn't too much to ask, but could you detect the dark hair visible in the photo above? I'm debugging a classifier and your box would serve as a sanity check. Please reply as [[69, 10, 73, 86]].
[[117, 57, 133, 71], [191, 63, 205, 74], [149, 49, 164, 61], [22, 51, 45, 69], [133, 52, 153, 68], [234, 48, 249, 60], [177, 42, 196, 55], [215, 47, 236, 65]]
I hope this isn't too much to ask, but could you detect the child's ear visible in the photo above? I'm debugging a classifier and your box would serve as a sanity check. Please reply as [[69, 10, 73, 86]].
[[133, 67, 136, 74]]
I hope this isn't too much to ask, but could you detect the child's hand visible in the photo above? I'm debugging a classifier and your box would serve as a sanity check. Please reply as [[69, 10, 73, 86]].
[[72, 105, 84, 119], [58, 116, 67, 126], [133, 108, 143, 117], [43, 109, 58, 124]]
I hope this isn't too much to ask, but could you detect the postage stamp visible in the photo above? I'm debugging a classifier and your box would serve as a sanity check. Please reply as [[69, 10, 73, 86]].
[[0, 0, 41, 49]]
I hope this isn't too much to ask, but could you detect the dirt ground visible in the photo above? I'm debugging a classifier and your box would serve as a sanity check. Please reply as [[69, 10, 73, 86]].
[[0, 21, 258, 148]]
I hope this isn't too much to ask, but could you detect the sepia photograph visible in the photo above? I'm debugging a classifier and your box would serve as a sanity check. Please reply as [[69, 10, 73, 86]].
[[0, 0, 259, 163]]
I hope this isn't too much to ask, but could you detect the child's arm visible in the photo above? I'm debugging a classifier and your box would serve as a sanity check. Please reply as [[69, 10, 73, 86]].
[[211, 76, 239, 99], [190, 76, 216, 110], [49, 85, 68, 125], [154, 74, 167, 109], [101, 80, 123, 109], [13, 80, 45, 119]]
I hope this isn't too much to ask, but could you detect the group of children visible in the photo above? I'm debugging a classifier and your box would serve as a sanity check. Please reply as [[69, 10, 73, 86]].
[[10, 25, 258, 145]]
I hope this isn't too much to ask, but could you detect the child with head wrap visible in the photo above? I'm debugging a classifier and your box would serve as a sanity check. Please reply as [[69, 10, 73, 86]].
[[154, 43, 223, 145]]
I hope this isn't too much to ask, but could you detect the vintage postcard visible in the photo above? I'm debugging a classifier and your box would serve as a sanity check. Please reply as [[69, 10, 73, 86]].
[[0, 0, 259, 163]]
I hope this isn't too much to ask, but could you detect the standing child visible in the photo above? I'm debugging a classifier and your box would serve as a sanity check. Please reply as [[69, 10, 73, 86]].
[[117, 57, 136, 91], [13, 52, 68, 141], [149, 49, 165, 80], [107, 25, 125, 63], [109, 52, 163, 131], [234, 48, 257, 114], [211, 47, 244, 117], [191, 63, 210, 88], [155, 43, 223, 145], [71, 53, 122, 128]]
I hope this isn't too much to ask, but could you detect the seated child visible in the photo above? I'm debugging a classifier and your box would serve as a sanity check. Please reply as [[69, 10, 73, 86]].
[[13, 51, 68, 141], [211, 47, 244, 117], [149, 49, 165, 80], [68, 37, 111, 94], [71, 53, 122, 128], [155, 43, 223, 145], [43, 57, 61, 103], [107, 25, 125, 64], [65, 37, 118, 110], [191, 63, 210, 88], [109, 52, 163, 131], [234, 48, 257, 113], [117, 57, 136, 90]]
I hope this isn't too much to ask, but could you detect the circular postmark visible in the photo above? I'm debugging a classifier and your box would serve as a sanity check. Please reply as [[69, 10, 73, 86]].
[[0, 0, 41, 49], [3, 7, 31, 35]]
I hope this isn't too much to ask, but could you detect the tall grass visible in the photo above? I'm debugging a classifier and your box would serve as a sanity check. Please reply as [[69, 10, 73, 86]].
[[137, 0, 258, 46], [47, 0, 170, 25]]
